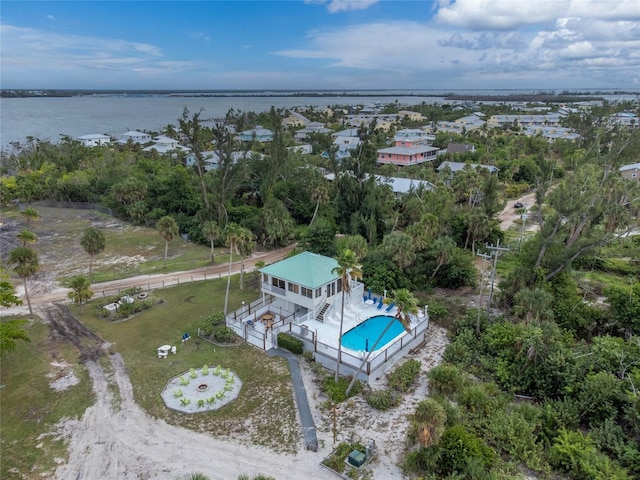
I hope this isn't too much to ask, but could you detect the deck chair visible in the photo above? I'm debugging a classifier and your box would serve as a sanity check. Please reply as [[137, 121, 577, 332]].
[[377, 299, 384, 309], [385, 302, 395, 312]]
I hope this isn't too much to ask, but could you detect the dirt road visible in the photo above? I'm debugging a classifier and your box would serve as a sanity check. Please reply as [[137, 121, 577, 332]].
[[5, 244, 297, 315], [498, 191, 538, 231], [55, 349, 334, 480]]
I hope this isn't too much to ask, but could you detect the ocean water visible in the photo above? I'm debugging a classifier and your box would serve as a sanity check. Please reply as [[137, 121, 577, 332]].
[[2, 89, 637, 149], [0, 93, 442, 148]]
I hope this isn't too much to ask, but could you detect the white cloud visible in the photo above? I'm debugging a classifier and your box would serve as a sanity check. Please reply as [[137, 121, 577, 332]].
[[306, 0, 379, 13], [47, 14, 56, 21], [434, 0, 563, 29], [326, 0, 379, 13], [275, 10, 640, 88], [434, 0, 640, 30]]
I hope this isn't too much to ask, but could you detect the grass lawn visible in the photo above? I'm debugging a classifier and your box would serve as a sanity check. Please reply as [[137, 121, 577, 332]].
[[0, 321, 94, 479], [76, 275, 301, 453], [1, 276, 302, 478]]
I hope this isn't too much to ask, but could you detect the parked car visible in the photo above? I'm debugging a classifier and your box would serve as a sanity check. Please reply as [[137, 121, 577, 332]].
[[514, 202, 524, 208]]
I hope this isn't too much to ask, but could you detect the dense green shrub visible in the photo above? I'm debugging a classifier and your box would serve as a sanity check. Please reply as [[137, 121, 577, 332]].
[[550, 428, 630, 480], [458, 382, 507, 417], [485, 407, 550, 473], [212, 326, 236, 343], [276, 333, 303, 354], [436, 425, 496, 476], [365, 389, 399, 410], [388, 359, 421, 392], [321, 441, 366, 473], [427, 364, 467, 396], [200, 311, 226, 336], [322, 375, 361, 403]]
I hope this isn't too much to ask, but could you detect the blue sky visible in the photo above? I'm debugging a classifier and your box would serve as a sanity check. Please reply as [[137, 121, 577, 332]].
[[1, 0, 639, 90]]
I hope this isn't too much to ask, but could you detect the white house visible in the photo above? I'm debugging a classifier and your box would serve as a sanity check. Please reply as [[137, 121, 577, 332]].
[[120, 130, 152, 144], [143, 135, 191, 154], [185, 150, 252, 171], [258, 251, 361, 322], [77, 134, 111, 147]]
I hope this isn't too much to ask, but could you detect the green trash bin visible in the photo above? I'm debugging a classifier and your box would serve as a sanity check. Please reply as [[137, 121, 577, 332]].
[[348, 450, 366, 467]]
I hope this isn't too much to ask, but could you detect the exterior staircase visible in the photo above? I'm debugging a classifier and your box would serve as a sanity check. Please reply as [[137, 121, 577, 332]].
[[316, 303, 330, 323]]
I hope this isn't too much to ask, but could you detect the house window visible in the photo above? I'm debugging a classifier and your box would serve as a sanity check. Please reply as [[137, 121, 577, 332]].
[[263, 273, 268, 283], [301, 287, 313, 298], [315, 288, 322, 298], [271, 277, 285, 289], [337, 278, 342, 293], [288, 283, 299, 294]]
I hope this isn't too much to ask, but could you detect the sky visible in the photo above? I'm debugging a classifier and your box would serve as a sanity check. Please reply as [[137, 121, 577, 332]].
[[1, 0, 639, 91]]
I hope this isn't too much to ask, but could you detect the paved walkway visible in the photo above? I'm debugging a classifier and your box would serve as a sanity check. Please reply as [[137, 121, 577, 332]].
[[267, 348, 318, 452]]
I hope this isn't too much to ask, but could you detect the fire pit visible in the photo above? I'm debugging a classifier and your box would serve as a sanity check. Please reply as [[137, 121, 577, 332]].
[[196, 384, 209, 392]]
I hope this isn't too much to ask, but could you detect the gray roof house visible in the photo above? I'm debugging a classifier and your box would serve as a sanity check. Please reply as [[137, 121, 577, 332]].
[[77, 134, 111, 147], [143, 135, 191, 154], [120, 130, 152, 144], [445, 143, 476, 154], [237, 126, 274, 142], [620, 162, 640, 182], [294, 122, 332, 141], [437, 161, 499, 174]]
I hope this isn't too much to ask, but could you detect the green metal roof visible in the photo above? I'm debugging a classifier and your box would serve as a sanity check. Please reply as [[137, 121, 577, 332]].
[[260, 251, 338, 288]]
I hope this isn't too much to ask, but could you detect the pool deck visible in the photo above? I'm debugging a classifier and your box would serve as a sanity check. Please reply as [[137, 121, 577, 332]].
[[299, 297, 425, 356]]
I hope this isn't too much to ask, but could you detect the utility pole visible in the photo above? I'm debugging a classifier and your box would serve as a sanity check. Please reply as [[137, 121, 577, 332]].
[[476, 252, 491, 335], [519, 203, 528, 252], [485, 240, 510, 314]]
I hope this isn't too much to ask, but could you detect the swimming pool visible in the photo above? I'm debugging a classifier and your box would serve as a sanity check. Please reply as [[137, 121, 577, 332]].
[[341, 315, 406, 352]]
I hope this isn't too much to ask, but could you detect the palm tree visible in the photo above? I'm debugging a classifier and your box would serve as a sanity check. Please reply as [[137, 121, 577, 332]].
[[20, 206, 40, 226], [310, 184, 329, 226], [345, 288, 418, 397], [381, 232, 416, 270], [513, 287, 554, 324], [8, 246, 39, 318], [223, 222, 244, 315], [156, 216, 179, 268], [332, 249, 362, 382], [80, 226, 106, 276], [428, 236, 456, 280], [237, 227, 256, 291], [464, 210, 492, 255], [16, 229, 37, 248], [67, 276, 94, 314], [201, 221, 222, 264], [409, 398, 447, 448], [334, 234, 368, 261]]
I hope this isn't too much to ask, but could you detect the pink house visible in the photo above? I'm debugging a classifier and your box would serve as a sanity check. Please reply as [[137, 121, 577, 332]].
[[377, 129, 439, 166]]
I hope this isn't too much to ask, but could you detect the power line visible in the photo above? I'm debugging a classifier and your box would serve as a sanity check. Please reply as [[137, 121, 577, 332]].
[[485, 239, 510, 314]]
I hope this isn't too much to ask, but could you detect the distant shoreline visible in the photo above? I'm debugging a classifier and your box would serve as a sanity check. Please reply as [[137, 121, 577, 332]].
[[2, 88, 637, 102]]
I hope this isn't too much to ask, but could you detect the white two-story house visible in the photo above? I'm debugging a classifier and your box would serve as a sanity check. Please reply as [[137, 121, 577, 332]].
[[259, 251, 363, 323]]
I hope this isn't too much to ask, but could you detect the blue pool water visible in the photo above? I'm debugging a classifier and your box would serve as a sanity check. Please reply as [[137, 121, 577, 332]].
[[341, 315, 406, 352]]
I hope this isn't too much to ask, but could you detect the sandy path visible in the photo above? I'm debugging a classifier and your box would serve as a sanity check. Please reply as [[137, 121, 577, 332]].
[[55, 351, 335, 480], [54, 324, 449, 480]]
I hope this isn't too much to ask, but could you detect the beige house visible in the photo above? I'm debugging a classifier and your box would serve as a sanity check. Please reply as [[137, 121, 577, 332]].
[[398, 110, 426, 122], [620, 163, 640, 182]]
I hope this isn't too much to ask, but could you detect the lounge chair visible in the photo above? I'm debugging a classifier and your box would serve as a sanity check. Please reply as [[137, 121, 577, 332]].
[[377, 299, 384, 309], [385, 302, 395, 312]]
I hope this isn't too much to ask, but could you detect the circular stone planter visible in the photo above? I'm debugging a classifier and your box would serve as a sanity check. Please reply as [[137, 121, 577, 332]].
[[160, 367, 242, 414], [137, 292, 149, 299]]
